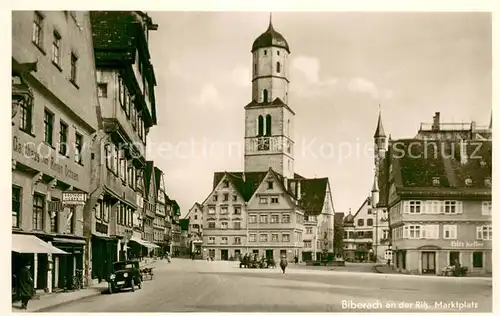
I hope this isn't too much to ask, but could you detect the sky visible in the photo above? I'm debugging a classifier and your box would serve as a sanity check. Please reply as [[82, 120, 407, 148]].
[[145, 11, 492, 217]]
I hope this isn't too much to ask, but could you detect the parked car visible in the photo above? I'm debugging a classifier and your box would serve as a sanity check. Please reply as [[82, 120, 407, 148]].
[[108, 260, 142, 294]]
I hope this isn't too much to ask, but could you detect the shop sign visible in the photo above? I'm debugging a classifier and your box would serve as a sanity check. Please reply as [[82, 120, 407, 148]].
[[63, 191, 88, 205], [451, 240, 484, 248]]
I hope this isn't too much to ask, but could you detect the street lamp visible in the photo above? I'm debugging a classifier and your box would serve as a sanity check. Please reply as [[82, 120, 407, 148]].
[[373, 208, 378, 262]]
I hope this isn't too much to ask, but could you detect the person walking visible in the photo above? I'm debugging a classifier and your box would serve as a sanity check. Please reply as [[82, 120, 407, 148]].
[[280, 255, 288, 274], [18, 262, 34, 310]]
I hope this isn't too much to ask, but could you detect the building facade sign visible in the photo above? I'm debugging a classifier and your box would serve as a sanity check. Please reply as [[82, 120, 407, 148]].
[[12, 135, 82, 184], [450, 240, 484, 248], [63, 191, 88, 205]]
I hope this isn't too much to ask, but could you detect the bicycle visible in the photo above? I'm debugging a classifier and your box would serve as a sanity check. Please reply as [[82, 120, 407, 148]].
[[72, 269, 83, 290]]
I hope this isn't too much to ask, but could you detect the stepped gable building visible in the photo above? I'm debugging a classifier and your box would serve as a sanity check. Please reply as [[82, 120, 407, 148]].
[[201, 16, 335, 262], [380, 112, 492, 275]]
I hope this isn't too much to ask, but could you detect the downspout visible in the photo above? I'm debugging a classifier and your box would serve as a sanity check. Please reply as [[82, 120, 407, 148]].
[[83, 11, 108, 288]]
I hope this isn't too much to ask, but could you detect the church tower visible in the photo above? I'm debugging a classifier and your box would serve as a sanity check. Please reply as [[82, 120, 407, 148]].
[[373, 107, 387, 173], [244, 15, 295, 179]]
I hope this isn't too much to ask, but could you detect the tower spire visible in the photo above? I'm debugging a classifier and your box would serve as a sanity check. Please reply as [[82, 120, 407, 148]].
[[268, 12, 273, 30], [374, 105, 386, 138]]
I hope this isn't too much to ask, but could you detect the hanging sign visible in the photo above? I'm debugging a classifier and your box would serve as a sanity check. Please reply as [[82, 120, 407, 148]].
[[62, 191, 88, 205]]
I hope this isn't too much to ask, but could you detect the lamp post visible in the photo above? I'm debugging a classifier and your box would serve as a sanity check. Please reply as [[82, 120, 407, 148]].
[[374, 208, 378, 262]]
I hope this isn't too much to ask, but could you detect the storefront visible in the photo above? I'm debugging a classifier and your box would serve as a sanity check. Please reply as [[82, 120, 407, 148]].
[[12, 233, 67, 296], [50, 237, 85, 291], [91, 235, 117, 282]]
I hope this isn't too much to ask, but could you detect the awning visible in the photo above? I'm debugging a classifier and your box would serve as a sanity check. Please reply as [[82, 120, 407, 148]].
[[12, 234, 68, 254], [130, 237, 159, 249]]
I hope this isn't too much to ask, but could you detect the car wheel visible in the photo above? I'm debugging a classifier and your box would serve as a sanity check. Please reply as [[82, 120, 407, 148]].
[[131, 279, 135, 292], [108, 283, 113, 295]]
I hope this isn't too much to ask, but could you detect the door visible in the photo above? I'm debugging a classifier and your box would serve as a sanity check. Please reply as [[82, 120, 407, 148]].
[[220, 249, 229, 260], [421, 251, 436, 274], [266, 249, 274, 259], [234, 249, 241, 258], [449, 251, 460, 266]]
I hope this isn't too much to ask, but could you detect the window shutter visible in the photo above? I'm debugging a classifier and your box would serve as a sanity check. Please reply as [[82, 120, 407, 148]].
[[421, 226, 426, 239], [476, 226, 482, 240], [403, 226, 409, 238], [403, 201, 409, 214], [456, 201, 463, 214]]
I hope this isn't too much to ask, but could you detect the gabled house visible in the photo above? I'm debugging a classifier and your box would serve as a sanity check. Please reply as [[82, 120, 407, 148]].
[[184, 203, 203, 256], [170, 199, 181, 255]]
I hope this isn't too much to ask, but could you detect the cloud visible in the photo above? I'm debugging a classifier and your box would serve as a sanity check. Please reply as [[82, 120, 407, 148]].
[[291, 56, 338, 97], [231, 66, 251, 87], [348, 77, 380, 99], [190, 84, 224, 109]]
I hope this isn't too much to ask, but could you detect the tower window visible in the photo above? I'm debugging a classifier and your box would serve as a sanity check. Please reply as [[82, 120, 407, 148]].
[[277, 51, 280, 56], [258, 115, 264, 136], [266, 114, 272, 136], [264, 50, 267, 56], [277, 62, 281, 73], [263, 89, 268, 103]]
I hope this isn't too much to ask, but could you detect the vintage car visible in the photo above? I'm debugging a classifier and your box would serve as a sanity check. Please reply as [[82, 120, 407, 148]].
[[108, 260, 142, 294]]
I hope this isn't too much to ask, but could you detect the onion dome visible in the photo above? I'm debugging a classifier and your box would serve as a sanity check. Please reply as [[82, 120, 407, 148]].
[[251, 14, 290, 53]]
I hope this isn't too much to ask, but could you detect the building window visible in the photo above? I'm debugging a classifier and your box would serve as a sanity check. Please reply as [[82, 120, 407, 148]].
[[257, 115, 264, 136], [119, 149, 127, 182], [259, 197, 268, 204], [194, 215, 198, 220], [367, 208, 372, 215], [357, 219, 364, 226], [44, 109, 54, 145], [265, 114, 272, 136], [306, 227, 313, 234], [357, 231, 365, 238], [449, 251, 460, 265], [221, 222, 228, 230], [59, 121, 68, 155], [213, 195, 218, 202], [264, 50, 267, 56], [260, 234, 268, 242], [19, 98, 33, 134], [234, 237, 241, 245], [233, 195, 237, 202], [12, 186, 21, 228], [32, 11, 44, 47], [249, 215, 257, 223], [444, 201, 458, 214], [75, 133, 83, 164], [223, 180, 229, 188], [234, 222, 241, 230], [50, 198, 59, 233], [270, 215, 279, 223], [52, 31, 61, 67], [260, 215, 267, 224], [220, 206, 228, 215], [223, 193, 229, 201], [263, 89, 268, 103], [271, 234, 279, 242], [208, 222, 215, 229], [477, 225, 492, 240], [443, 225, 457, 239], [276, 62, 281, 73], [481, 201, 492, 216], [408, 201, 421, 214], [472, 252, 483, 268], [282, 234, 290, 242], [208, 206, 215, 215], [407, 225, 421, 239], [233, 206, 241, 215], [208, 237, 215, 244], [282, 214, 290, 223], [220, 237, 228, 244], [249, 234, 256, 242], [304, 241, 311, 248], [70, 53, 78, 84], [367, 219, 373, 226], [33, 193, 45, 231]]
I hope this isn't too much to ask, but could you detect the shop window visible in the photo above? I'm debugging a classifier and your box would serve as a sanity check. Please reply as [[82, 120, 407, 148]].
[[449, 251, 460, 265]]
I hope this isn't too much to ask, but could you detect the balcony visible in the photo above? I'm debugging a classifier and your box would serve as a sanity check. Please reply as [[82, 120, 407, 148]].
[[105, 171, 137, 206]]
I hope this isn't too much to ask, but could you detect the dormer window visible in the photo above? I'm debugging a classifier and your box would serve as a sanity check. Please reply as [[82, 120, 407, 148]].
[[432, 177, 440, 186], [465, 178, 473, 186]]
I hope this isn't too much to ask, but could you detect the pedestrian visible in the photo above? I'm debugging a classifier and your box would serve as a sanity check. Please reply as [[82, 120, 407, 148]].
[[294, 256, 298, 264], [280, 255, 288, 274], [18, 261, 34, 310]]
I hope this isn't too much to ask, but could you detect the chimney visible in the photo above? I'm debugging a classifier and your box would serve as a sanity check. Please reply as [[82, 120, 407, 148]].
[[283, 177, 288, 191], [432, 112, 440, 131], [297, 181, 302, 200], [471, 121, 477, 133]]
